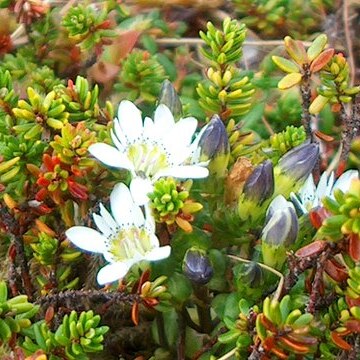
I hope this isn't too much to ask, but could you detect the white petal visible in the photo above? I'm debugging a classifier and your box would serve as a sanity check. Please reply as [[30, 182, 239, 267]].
[[113, 118, 128, 146], [290, 192, 308, 215], [117, 100, 143, 143], [96, 262, 131, 285], [298, 174, 316, 208], [143, 117, 156, 140], [99, 204, 118, 232], [154, 165, 209, 180], [66, 226, 106, 253], [110, 183, 139, 226], [162, 117, 197, 153], [145, 246, 171, 261], [316, 172, 330, 204], [110, 129, 125, 152], [332, 170, 359, 196], [129, 177, 153, 206], [93, 214, 113, 238], [89, 143, 134, 170], [153, 104, 175, 138]]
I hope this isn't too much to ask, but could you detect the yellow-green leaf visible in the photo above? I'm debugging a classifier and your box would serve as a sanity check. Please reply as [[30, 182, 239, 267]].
[[309, 95, 329, 114], [284, 36, 307, 65], [307, 34, 328, 62], [272, 56, 300, 73], [278, 73, 302, 90]]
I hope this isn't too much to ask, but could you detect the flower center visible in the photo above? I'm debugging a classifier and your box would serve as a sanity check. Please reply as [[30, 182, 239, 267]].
[[127, 143, 169, 178], [107, 226, 153, 262]]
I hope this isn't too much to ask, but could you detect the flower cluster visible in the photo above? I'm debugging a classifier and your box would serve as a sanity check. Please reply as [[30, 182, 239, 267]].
[[66, 101, 209, 284]]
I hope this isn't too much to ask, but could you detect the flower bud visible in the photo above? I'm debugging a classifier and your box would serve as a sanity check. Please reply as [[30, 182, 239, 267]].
[[198, 115, 230, 177], [261, 195, 299, 269], [199, 115, 229, 159], [243, 160, 274, 204], [239, 261, 264, 288], [277, 143, 319, 182], [182, 248, 213, 285], [158, 80, 183, 120]]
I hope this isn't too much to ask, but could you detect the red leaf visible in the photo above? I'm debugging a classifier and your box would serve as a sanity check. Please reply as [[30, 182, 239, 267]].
[[310, 48, 335, 73], [295, 240, 327, 258], [349, 233, 360, 261], [45, 306, 54, 323], [324, 258, 348, 282], [345, 319, 360, 333], [346, 295, 360, 307]]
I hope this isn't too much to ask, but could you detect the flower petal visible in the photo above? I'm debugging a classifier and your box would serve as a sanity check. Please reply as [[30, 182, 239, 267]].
[[93, 214, 113, 238], [129, 177, 154, 206], [154, 165, 209, 180], [66, 226, 107, 253], [110, 129, 125, 152], [110, 183, 144, 226], [298, 174, 316, 209], [143, 117, 156, 141], [162, 117, 197, 156], [89, 143, 134, 170], [96, 262, 131, 285], [332, 170, 359, 196], [153, 104, 175, 138], [117, 100, 143, 143], [99, 204, 118, 232], [145, 246, 171, 261]]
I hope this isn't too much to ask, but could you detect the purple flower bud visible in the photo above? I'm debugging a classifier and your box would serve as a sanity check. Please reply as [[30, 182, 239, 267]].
[[183, 248, 213, 285], [243, 160, 274, 204], [158, 80, 182, 120], [278, 143, 319, 182], [199, 115, 230, 160]]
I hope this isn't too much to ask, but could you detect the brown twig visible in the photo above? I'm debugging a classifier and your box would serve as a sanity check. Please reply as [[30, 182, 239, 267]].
[[343, 0, 355, 86], [300, 64, 313, 141]]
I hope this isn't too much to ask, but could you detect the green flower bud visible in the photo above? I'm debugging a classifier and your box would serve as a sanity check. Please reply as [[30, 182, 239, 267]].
[[183, 248, 214, 285], [243, 160, 274, 204]]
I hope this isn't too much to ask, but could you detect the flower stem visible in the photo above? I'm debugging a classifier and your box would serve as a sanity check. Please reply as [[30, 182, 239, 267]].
[[300, 65, 313, 142], [177, 309, 186, 360], [193, 285, 213, 334]]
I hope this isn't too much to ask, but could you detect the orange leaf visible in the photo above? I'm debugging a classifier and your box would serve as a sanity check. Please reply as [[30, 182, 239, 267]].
[[330, 331, 352, 351], [131, 302, 139, 326], [279, 336, 310, 354], [314, 130, 334, 142], [310, 48, 335, 73]]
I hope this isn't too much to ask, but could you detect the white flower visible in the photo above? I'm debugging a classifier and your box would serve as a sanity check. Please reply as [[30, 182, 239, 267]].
[[88, 101, 209, 205], [65, 183, 171, 285], [291, 169, 359, 214]]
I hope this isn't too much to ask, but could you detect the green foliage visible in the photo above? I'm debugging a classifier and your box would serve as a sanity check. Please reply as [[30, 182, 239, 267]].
[[12, 87, 69, 140], [269, 125, 306, 157], [22, 310, 109, 359], [0, 281, 38, 343], [197, 18, 254, 121], [311, 54, 360, 114], [116, 50, 167, 102], [62, 4, 116, 51], [318, 179, 360, 241]]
